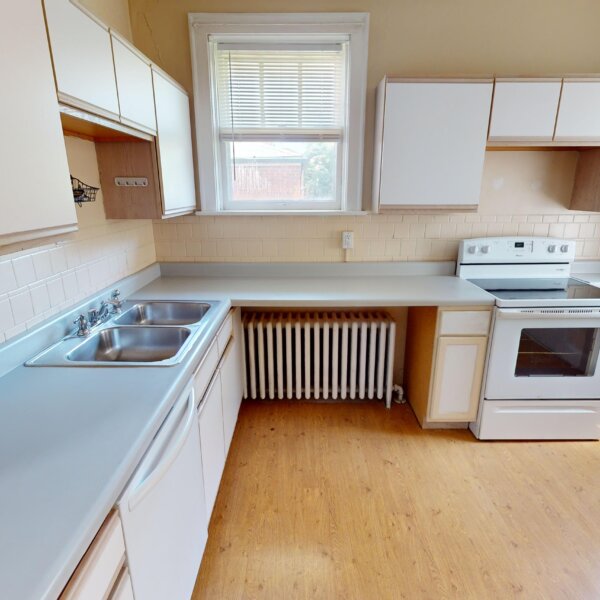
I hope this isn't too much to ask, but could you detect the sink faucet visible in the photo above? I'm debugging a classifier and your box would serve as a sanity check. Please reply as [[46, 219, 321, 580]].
[[73, 314, 90, 337], [97, 300, 111, 322], [106, 289, 123, 314]]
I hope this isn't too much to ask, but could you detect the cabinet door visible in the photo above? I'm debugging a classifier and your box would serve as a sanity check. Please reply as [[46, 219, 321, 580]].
[[489, 80, 561, 141], [220, 336, 243, 454], [112, 34, 156, 133], [198, 372, 226, 521], [429, 336, 487, 422], [118, 387, 207, 600], [554, 80, 600, 141], [43, 0, 119, 118], [0, 0, 77, 246], [152, 69, 196, 216], [379, 81, 492, 207]]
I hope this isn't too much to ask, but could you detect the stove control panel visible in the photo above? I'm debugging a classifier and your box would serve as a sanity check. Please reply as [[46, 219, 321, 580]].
[[458, 237, 576, 264]]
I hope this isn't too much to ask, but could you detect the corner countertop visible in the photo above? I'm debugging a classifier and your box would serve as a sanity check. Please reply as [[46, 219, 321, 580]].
[[0, 264, 494, 600], [0, 297, 231, 600], [134, 272, 495, 308]]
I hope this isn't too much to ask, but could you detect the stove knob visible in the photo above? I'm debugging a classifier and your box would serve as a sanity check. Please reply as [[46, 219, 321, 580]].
[[560, 244, 570, 253], [547, 244, 556, 253], [467, 245, 477, 254], [480, 245, 490, 254]]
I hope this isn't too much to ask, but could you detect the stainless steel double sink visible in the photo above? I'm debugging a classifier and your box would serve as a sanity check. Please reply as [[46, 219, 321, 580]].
[[27, 301, 219, 367]]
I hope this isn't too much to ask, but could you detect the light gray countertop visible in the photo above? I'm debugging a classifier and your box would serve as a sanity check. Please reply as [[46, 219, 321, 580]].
[[135, 273, 495, 307], [0, 297, 230, 600], [0, 265, 494, 600]]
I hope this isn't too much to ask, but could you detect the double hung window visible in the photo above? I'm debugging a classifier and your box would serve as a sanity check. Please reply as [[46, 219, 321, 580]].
[[189, 14, 369, 213]]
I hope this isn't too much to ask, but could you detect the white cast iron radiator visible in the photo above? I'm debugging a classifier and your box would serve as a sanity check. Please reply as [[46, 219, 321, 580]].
[[242, 312, 396, 408]]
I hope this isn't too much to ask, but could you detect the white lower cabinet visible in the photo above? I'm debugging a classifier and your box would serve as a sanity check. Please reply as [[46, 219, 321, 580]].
[[197, 371, 226, 521], [220, 323, 243, 453], [118, 384, 208, 600], [429, 336, 487, 422]]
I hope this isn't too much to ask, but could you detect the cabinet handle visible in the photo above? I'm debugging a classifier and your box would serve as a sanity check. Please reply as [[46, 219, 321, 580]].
[[127, 388, 196, 511], [197, 370, 219, 417]]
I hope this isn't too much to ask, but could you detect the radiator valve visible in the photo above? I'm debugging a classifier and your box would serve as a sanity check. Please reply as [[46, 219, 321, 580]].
[[392, 384, 405, 404]]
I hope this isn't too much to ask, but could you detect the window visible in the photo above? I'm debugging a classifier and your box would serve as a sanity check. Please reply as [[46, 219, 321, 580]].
[[189, 13, 369, 213]]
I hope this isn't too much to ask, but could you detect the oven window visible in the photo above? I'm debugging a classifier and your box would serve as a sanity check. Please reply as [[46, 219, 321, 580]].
[[515, 328, 599, 377]]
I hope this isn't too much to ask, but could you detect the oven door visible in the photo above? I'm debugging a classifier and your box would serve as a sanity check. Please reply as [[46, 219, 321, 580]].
[[486, 307, 600, 399]]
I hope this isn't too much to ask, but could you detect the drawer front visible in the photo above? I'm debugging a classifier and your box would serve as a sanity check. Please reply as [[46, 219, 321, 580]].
[[217, 313, 233, 354], [194, 340, 220, 405], [439, 310, 490, 336], [61, 511, 125, 599]]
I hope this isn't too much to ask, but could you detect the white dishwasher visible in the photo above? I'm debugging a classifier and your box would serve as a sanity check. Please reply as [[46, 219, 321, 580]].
[[118, 382, 208, 600]]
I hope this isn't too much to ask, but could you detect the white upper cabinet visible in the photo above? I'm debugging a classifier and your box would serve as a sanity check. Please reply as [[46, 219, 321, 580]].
[[43, 0, 120, 118], [0, 0, 77, 246], [111, 33, 157, 133], [373, 79, 493, 209], [488, 80, 561, 141], [554, 80, 600, 141], [152, 69, 197, 215]]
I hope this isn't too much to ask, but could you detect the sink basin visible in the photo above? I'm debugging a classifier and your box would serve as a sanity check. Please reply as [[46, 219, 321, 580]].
[[115, 302, 211, 326], [26, 299, 221, 367], [67, 326, 191, 363]]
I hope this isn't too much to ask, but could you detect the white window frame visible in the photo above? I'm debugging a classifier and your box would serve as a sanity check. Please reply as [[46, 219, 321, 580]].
[[189, 13, 369, 214]]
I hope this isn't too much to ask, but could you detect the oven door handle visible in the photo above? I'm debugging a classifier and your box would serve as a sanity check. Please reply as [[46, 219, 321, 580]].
[[496, 308, 600, 320]]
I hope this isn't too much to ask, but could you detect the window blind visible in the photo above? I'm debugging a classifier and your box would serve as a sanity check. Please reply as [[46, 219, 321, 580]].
[[213, 43, 347, 138]]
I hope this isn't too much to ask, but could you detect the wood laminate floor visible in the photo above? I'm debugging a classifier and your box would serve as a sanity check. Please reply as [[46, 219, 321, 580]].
[[192, 402, 600, 600]]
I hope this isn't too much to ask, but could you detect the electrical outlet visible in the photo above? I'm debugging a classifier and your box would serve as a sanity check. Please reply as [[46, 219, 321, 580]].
[[342, 231, 354, 250]]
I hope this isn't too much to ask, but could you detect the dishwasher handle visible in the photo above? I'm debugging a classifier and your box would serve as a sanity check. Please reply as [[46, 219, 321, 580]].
[[127, 387, 196, 511]]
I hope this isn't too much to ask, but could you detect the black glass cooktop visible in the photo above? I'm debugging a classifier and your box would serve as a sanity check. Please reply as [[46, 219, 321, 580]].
[[468, 277, 600, 300]]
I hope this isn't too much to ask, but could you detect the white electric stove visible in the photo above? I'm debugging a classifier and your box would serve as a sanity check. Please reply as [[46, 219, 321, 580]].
[[457, 237, 600, 440]]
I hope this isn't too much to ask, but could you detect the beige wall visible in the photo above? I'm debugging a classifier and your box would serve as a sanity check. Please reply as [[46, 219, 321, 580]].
[[80, 0, 133, 40], [128, 0, 600, 263], [0, 137, 156, 344], [153, 151, 600, 263]]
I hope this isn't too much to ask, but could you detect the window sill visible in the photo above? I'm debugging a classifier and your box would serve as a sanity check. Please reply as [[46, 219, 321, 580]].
[[194, 210, 369, 217]]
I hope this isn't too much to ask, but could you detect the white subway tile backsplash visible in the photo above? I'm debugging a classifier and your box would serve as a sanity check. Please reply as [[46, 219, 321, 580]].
[[0, 296, 15, 332], [12, 255, 36, 288], [9, 288, 34, 325], [49, 247, 68, 274], [62, 271, 79, 301], [32, 251, 53, 280], [578, 223, 595, 238], [0, 261, 17, 295], [29, 284, 51, 314], [4, 323, 26, 339], [573, 215, 590, 223], [563, 224, 580, 238], [75, 266, 92, 295], [46, 276, 66, 308]]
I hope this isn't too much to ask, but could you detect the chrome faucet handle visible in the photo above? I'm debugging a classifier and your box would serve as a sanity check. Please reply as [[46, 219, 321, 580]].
[[87, 308, 100, 327], [108, 289, 123, 313], [73, 314, 90, 337], [98, 300, 111, 321]]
